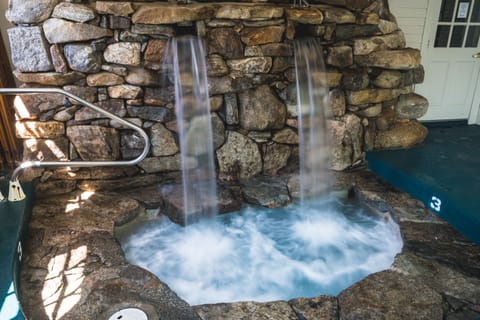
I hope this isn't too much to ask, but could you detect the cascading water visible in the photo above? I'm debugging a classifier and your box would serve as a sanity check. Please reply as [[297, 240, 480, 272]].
[[294, 38, 332, 202], [164, 35, 218, 225], [117, 36, 402, 305]]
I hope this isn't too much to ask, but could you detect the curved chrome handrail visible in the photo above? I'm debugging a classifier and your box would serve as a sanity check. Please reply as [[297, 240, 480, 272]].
[[0, 87, 151, 200]]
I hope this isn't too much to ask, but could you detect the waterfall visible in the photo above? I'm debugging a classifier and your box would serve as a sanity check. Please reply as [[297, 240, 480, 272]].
[[119, 39, 402, 306], [293, 37, 332, 203], [164, 35, 218, 225]]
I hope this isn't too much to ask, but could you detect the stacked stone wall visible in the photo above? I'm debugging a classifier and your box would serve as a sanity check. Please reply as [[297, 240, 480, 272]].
[[5, 0, 429, 189]]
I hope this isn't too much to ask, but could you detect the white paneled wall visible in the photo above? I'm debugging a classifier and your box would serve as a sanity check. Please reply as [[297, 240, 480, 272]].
[[389, 0, 429, 49]]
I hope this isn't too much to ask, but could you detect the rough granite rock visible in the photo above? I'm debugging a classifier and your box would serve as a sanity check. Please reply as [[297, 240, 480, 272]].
[[195, 301, 298, 320], [66, 125, 120, 161], [263, 143, 291, 175], [216, 131, 262, 180], [375, 120, 428, 149], [150, 123, 179, 157], [338, 270, 444, 320], [346, 87, 411, 105], [207, 28, 244, 59], [13, 70, 86, 86], [22, 137, 69, 162], [326, 45, 353, 67], [52, 2, 95, 22], [75, 99, 126, 121], [7, 26, 53, 72], [96, 1, 134, 17], [132, 3, 215, 24], [64, 44, 102, 73], [240, 26, 286, 46], [373, 70, 403, 88], [215, 5, 284, 20], [16, 121, 64, 139], [289, 296, 338, 320], [6, 0, 60, 24], [138, 155, 184, 174], [104, 42, 142, 66], [317, 4, 356, 23], [355, 48, 422, 70], [238, 85, 286, 131], [13, 89, 65, 120], [126, 68, 163, 87], [353, 31, 406, 55], [108, 84, 143, 99], [207, 54, 229, 77], [86, 72, 124, 87], [227, 57, 273, 74], [43, 18, 113, 44], [328, 113, 363, 170], [285, 8, 324, 24], [241, 176, 291, 208], [272, 128, 298, 145], [395, 93, 429, 119]]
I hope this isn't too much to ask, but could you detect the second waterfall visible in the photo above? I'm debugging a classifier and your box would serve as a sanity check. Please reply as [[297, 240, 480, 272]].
[[163, 35, 218, 225]]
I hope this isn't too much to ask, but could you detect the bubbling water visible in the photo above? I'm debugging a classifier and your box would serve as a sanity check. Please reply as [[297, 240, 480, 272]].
[[117, 195, 402, 305]]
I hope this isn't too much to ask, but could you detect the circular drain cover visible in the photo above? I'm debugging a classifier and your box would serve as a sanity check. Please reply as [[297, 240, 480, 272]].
[[108, 308, 148, 320]]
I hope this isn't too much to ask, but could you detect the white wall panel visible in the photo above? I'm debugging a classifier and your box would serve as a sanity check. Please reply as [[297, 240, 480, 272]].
[[389, 0, 429, 48]]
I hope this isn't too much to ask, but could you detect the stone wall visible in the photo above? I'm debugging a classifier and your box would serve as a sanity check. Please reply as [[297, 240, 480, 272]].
[[5, 0, 428, 187]]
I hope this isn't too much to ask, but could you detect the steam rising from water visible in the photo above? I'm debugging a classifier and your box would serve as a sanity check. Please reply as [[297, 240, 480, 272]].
[[117, 196, 402, 305]]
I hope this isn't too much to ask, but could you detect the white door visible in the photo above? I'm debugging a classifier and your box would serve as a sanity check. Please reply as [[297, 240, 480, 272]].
[[416, 0, 480, 123]]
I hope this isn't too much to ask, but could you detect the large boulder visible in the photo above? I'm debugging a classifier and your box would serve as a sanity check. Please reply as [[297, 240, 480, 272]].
[[375, 120, 428, 149], [238, 85, 286, 131], [395, 93, 429, 119], [338, 270, 444, 320], [42, 18, 112, 44], [150, 123, 178, 157], [329, 113, 363, 170], [216, 131, 262, 180], [64, 44, 102, 73], [66, 125, 120, 160], [6, 0, 60, 24], [7, 26, 53, 72]]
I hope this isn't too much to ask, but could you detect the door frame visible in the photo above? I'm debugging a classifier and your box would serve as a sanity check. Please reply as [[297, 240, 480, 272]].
[[469, 76, 480, 123], [0, 31, 20, 169], [419, 0, 480, 124]]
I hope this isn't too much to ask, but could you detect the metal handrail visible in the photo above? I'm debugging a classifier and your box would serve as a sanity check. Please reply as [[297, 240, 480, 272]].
[[0, 87, 151, 201]]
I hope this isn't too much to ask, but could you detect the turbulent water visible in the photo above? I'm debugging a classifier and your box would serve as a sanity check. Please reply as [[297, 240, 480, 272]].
[[117, 195, 402, 305]]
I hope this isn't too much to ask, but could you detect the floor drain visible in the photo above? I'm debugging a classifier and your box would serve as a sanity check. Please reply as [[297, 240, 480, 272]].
[[108, 308, 148, 320]]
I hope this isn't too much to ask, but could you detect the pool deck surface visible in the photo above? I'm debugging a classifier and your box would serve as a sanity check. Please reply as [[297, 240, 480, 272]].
[[15, 170, 480, 320], [0, 181, 33, 320], [367, 123, 480, 244]]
